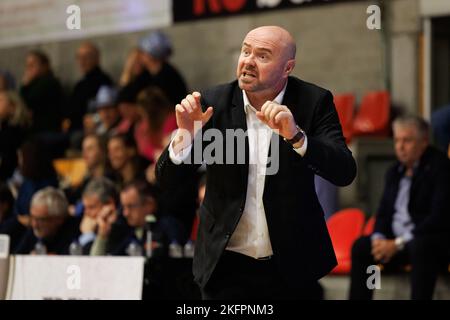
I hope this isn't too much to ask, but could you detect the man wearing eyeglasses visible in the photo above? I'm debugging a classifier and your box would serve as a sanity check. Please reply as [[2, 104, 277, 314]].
[[89, 180, 186, 256], [14, 187, 80, 255]]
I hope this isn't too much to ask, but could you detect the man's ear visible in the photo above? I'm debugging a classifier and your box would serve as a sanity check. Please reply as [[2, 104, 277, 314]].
[[284, 59, 295, 76]]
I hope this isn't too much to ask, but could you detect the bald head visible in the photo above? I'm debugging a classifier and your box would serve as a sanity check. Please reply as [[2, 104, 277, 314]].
[[237, 26, 297, 107], [245, 26, 296, 60]]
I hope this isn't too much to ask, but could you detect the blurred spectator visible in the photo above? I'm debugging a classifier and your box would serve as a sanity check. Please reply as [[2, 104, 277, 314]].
[[4, 138, 56, 250], [136, 86, 177, 164], [0, 91, 30, 181], [431, 105, 450, 154], [107, 133, 149, 189], [115, 84, 142, 138], [0, 70, 16, 91], [65, 134, 112, 205], [77, 177, 118, 254], [119, 48, 145, 87], [13, 138, 58, 217], [67, 42, 113, 133], [90, 179, 186, 256], [82, 134, 109, 181], [349, 115, 450, 300], [127, 31, 188, 106], [15, 187, 80, 254], [20, 50, 64, 134], [92, 86, 121, 138]]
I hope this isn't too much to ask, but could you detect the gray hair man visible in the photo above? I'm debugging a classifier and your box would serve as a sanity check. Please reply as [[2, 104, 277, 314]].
[[79, 177, 118, 252], [350, 115, 450, 300], [15, 187, 81, 255]]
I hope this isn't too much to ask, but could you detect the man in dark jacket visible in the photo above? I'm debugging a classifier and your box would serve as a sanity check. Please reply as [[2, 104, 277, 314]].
[[68, 42, 113, 132], [349, 115, 450, 300], [156, 26, 356, 299], [130, 31, 188, 107], [20, 50, 63, 134], [15, 187, 80, 255], [90, 179, 186, 256]]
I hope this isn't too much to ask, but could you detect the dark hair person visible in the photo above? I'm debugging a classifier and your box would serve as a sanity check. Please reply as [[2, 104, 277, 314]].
[[135, 86, 177, 162], [14, 138, 58, 216]]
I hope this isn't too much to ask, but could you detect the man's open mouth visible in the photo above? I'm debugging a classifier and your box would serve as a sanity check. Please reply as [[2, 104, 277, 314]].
[[242, 71, 256, 78]]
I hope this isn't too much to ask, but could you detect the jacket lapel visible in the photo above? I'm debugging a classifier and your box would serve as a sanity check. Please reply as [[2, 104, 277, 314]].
[[281, 77, 307, 130], [231, 86, 247, 131], [231, 85, 249, 190]]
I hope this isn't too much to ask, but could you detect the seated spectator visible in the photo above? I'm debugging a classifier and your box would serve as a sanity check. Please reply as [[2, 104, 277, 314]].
[[135, 86, 177, 164], [0, 90, 30, 181], [349, 115, 450, 300], [67, 42, 113, 134], [0, 183, 25, 252], [129, 31, 188, 106], [115, 84, 142, 138], [107, 133, 149, 189], [1, 138, 58, 251], [82, 133, 113, 181], [90, 179, 186, 256], [64, 134, 112, 206], [15, 187, 80, 255], [119, 48, 145, 87], [77, 177, 118, 254], [92, 86, 121, 138], [20, 50, 64, 134], [13, 138, 58, 217]]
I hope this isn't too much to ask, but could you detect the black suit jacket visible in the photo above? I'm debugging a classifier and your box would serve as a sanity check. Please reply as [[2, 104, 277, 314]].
[[374, 146, 450, 238], [156, 76, 357, 289]]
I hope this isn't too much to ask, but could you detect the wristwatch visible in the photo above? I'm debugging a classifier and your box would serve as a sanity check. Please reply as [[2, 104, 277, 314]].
[[394, 237, 405, 251], [284, 125, 305, 145]]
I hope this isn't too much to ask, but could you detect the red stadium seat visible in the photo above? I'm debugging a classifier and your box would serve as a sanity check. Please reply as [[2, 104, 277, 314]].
[[327, 208, 365, 274], [363, 216, 376, 236], [334, 94, 355, 144], [353, 91, 390, 137]]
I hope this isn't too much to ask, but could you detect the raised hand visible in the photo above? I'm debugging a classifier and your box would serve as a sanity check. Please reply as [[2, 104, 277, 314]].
[[175, 92, 213, 135], [256, 101, 298, 140], [96, 205, 117, 239], [172, 92, 213, 154]]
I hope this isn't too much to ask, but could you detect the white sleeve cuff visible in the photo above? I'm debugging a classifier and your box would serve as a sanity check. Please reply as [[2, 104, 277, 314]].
[[292, 134, 308, 157], [371, 232, 386, 241], [168, 139, 192, 164]]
